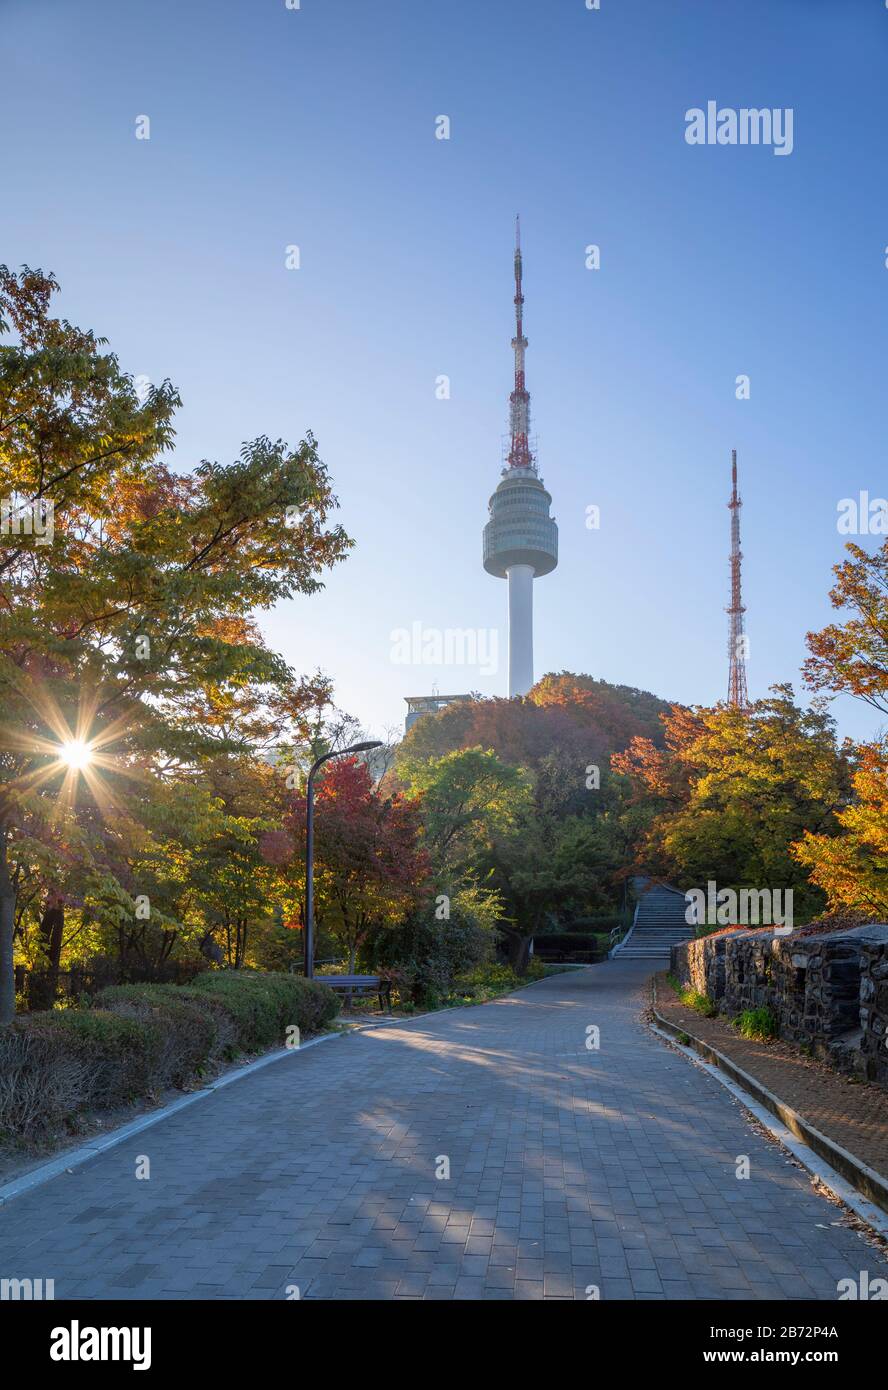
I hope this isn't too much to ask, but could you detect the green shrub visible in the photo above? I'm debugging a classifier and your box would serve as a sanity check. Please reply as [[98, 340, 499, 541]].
[[43, 1010, 164, 1103], [97, 984, 218, 1083], [454, 962, 516, 996], [0, 1009, 162, 1140], [363, 906, 492, 1010], [525, 959, 552, 981], [566, 915, 626, 933], [531, 933, 608, 958], [733, 1006, 778, 1041], [445, 959, 550, 1005], [0, 971, 340, 1143], [183, 971, 339, 1049]]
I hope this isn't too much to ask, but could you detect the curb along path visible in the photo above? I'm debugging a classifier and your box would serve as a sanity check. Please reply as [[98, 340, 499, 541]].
[[651, 972, 888, 1218]]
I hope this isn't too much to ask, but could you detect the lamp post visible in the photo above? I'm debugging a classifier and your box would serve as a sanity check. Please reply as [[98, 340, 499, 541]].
[[303, 740, 383, 979]]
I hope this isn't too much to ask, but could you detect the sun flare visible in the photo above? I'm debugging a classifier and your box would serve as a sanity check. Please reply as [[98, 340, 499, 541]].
[[59, 738, 94, 772]]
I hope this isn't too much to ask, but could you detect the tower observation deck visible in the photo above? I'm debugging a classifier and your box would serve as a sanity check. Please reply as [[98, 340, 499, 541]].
[[483, 219, 558, 696]]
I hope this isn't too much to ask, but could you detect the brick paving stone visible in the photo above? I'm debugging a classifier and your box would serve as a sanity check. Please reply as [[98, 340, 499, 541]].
[[0, 960, 885, 1300]]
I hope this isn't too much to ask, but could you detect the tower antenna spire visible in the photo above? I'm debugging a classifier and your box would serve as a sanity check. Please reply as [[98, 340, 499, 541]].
[[507, 213, 532, 469], [727, 448, 749, 709]]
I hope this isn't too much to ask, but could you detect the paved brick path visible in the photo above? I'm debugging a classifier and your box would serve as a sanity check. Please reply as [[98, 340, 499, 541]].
[[1, 961, 885, 1300], [654, 973, 888, 1182]]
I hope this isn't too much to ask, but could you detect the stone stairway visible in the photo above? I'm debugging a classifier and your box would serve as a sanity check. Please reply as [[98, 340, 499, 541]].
[[613, 881, 694, 961]]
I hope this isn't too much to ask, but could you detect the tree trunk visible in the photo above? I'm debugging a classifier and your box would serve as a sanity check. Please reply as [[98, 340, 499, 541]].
[[39, 899, 65, 1003], [507, 932, 531, 975], [0, 827, 17, 1024]]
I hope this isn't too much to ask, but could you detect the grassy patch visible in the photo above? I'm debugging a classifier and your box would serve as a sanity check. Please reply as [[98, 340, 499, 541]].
[[732, 1006, 778, 1041], [439, 959, 556, 1008], [666, 973, 717, 1018]]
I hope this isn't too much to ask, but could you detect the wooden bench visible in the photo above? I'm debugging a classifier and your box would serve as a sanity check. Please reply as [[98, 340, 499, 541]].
[[316, 974, 392, 1011]]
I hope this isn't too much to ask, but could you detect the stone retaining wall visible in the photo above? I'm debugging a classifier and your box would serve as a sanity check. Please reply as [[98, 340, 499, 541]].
[[670, 923, 888, 1087], [670, 932, 730, 1003], [859, 928, 888, 1086]]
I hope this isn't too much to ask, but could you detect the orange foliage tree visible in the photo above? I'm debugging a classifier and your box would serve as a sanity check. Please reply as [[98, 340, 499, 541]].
[[792, 742, 888, 918], [804, 540, 888, 716]]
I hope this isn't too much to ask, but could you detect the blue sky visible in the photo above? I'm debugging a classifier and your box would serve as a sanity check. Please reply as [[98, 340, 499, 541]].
[[3, 0, 887, 743]]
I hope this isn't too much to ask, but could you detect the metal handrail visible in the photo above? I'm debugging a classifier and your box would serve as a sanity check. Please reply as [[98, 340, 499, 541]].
[[610, 900, 641, 957]]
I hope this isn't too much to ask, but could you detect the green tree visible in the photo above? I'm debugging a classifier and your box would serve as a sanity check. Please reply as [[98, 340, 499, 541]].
[[396, 746, 530, 871], [489, 806, 619, 971]]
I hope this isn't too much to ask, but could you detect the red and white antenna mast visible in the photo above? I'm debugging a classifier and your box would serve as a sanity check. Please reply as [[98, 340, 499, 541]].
[[507, 214, 533, 470], [727, 448, 749, 709]]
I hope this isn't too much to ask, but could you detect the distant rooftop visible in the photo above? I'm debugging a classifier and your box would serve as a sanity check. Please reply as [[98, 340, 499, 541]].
[[404, 693, 472, 733]]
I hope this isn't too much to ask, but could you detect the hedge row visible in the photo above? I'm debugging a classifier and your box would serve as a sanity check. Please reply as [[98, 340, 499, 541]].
[[533, 933, 608, 952], [0, 971, 339, 1142]]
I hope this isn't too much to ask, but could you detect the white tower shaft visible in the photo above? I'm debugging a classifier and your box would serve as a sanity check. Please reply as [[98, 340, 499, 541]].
[[507, 564, 534, 696]]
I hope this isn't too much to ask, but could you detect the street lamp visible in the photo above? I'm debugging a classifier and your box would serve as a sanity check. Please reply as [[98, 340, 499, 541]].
[[304, 740, 383, 979]]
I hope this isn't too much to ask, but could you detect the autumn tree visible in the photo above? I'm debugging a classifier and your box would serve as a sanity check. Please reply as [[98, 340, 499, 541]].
[[0, 266, 351, 1020], [284, 758, 429, 974], [396, 742, 624, 972], [795, 542, 888, 918], [176, 758, 284, 969], [614, 687, 849, 920], [399, 673, 671, 771], [804, 540, 888, 715], [792, 741, 888, 918], [397, 676, 666, 926]]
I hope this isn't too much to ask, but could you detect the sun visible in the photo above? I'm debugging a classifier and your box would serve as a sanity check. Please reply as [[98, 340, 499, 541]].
[[59, 738, 94, 772]]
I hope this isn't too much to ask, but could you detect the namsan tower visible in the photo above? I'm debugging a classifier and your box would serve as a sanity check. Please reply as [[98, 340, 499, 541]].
[[483, 219, 558, 697]]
